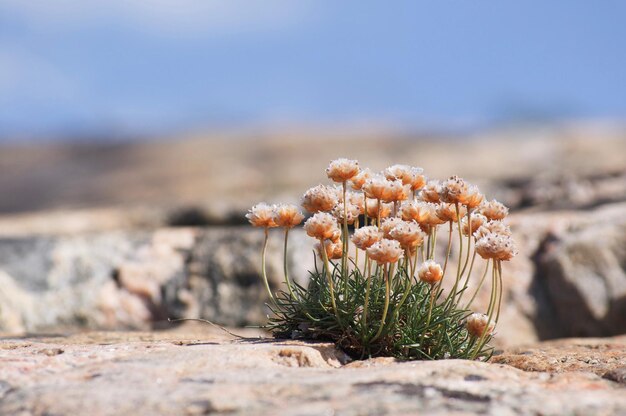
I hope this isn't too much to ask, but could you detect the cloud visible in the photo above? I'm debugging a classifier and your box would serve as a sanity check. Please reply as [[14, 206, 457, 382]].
[[0, 0, 316, 38]]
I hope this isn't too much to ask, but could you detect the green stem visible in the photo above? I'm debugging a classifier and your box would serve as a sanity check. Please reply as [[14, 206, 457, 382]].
[[362, 254, 372, 335], [371, 263, 390, 343], [495, 260, 504, 323], [283, 228, 296, 300], [261, 227, 275, 304], [464, 260, 490, 310], [441, 222, 453, 277], [320, 238, 340, 322]]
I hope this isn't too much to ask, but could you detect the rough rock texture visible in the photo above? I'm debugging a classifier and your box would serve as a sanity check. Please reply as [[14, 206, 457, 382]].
[[0, 329, 625, 416], [0, 227, 312, 333], [512, 202, 626, 340], [1, 202, 625, 346], [492, 336, 626, 378]]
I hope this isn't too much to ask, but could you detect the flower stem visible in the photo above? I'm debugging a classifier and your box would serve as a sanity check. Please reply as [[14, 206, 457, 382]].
[[320, 238, 340, 322], [283, 228, 296, 300], [261, 227, 275, 305], [371, 263, 390, 343]]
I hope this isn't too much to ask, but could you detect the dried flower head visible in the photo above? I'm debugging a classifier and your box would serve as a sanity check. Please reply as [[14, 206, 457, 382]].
[[439, 175, 469, 204], [363, 175, 395, 201], [473, 220, 512, 241], [461, 213, 487, 236], [302, 185, 339, 213], [326, 158, 360, 183], [246, 203, 278, 228], [436, 202, 467, 223], [349, 168, 372, 191], [351, 225, 383, 250], [401, 201, 445, 228], [332, 201, 361, 224], [475, 232, 517, 261], [380, 217, 404, 238], [460, 185, 484, 209], [316, 239, 343, 260], [419, 180, 441, 203], [383, 164, 414, 183], [465, 313, 495, 338], [366, 238, 404, 265], [365, 199, 392, 219], [273, 204, 305, 228], [418, 260, 444, 285], [479, 199, 509, 221], [303, 212, 341, 240], [348, 192, 365, 215], [408, 167, 427, 191], [389, 220, 426, 250], [386, 181, 411, 202]]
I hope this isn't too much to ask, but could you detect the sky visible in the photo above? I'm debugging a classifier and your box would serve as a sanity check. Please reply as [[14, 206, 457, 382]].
[[1, 1, 625, 139]]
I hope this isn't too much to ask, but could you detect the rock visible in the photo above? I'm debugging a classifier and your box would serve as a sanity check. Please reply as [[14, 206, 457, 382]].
[[0, 329, 624, 415], [0, 227, 313, 333], [518, 202, 626, 339], [491, 336, 626, 376]]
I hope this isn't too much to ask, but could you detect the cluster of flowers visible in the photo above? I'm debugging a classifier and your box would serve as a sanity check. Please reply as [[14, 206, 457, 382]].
[[247, 158, 516, 349]]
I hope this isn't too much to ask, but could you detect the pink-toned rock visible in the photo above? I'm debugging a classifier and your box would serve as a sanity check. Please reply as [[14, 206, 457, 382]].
[[0, 329, 624, 416]]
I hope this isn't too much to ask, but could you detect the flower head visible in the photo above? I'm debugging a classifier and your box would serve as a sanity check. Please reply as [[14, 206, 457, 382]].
[[419, 180, 441, 203], [384, 165, 427, 192], [351, 226, 383, 250], [332, 201, 360, 224], [389, 220, 425, 250], [316, 239, 343, 260], [303, 212, 341, 240], [408, 167, 427, 191], [461, 213, 487, 236], [363, 175, 397, 201], [401, 201, 445, 228], [380, 217, 404, 238], [473, 220, 512, 240], [366, 238, 404, 264], [475, 232, 517, 261], [436, 202, 467, 223], [348, 192, 365, 215], [439, 175, 470, 204], [246, 203, 278, 228], [478, 199, 509, 221], [349, 168, 372, 190], [418, 260, 443, 285], [465, 313, 495, 338], [460, 185, 484, 209], [302, 185, 339, 213], [365, 199, 392, 219], [326, 158, 360, 183], [273, 204, 305, 228], [386, 181, 411, 202]]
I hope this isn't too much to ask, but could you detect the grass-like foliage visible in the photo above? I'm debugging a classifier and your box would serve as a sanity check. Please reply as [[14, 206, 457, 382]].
[[247, 159, 517, 361]]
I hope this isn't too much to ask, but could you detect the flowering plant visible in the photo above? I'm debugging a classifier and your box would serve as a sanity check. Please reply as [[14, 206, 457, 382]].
[[247, 159, 516, 360]]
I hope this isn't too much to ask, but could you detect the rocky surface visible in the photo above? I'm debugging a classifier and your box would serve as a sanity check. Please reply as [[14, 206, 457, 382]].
[[0, 329, 625, 415], [0, 227, 312, 333]]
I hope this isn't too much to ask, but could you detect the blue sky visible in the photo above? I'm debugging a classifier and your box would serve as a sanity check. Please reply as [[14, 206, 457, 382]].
[[1, 1, 625, 139]]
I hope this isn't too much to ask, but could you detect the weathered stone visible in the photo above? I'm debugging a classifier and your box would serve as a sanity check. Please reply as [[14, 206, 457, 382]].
[[0, 329, 624, 416], [0, 227, 313, 333], [491, 336, 626, 376]]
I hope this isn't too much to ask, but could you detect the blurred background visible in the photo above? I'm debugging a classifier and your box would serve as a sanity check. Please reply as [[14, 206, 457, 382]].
[[0, 1, 624, 344]]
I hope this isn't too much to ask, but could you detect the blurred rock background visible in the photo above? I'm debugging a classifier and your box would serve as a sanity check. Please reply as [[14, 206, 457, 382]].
[[0, 1, 625, 348], [0, 126, 624, 348]]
